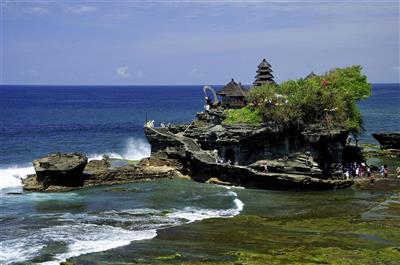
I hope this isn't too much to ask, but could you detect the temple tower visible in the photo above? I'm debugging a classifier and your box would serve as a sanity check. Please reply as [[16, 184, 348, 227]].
[[253, 58, 275, 86]]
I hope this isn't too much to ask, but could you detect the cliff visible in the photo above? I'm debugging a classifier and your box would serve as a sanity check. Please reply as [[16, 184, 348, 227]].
[[144, 110, 355, 190]]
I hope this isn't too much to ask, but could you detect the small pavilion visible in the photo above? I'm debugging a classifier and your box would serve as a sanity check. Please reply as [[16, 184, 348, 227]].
[[217, 79, 248, 108]]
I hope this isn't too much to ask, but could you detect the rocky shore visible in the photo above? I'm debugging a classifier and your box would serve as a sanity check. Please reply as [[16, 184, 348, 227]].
[[23, 153, 186, 192]]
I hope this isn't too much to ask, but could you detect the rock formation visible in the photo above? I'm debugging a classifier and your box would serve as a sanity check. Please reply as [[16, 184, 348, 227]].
[[23, 153, 183, 192], [144, 113, 354, 190], [32, 152, 88, 187], [372, 132, 400, 149]]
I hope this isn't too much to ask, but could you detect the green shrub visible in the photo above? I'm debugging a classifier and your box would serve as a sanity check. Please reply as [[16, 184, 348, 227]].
[[224, 65, 371, 134], [224, 107, 262, 125]]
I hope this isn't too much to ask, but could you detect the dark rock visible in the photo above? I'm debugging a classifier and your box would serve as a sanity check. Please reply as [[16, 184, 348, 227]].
[[32, 152, 87, 187], [144, 126, 353, 190], [23, 154, 182, 192], [372, 132, 400, 149]]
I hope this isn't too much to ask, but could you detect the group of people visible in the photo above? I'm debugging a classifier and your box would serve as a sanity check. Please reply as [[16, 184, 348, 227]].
[[343, 162, 390, 183]]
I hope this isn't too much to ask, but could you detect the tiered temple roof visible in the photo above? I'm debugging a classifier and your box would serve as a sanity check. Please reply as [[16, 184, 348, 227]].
[[253, 58, 275, 86]]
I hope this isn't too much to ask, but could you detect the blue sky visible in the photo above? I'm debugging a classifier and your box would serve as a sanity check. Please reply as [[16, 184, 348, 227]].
[[1, 1, 399, 85]]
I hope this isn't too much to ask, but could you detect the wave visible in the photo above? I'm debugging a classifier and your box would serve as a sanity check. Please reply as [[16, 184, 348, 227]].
[[167, 190, 244, 223], [0, 138, 151, 190], [0, 166, 35, 190], [88, 137, 151, 161], [0, 188, 244, 265]]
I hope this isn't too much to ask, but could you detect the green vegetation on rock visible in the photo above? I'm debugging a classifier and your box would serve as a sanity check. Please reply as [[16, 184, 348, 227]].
[[223, 107, 262, 125], [225, 66, 371, 135]]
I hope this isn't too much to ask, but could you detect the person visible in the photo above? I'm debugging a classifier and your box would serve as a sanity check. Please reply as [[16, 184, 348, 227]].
[[396, 166, 400, 179], [344, 169, 350, 179], [264, 164, 268, 173], [369, 171, 375, 183], [383, 165, 388, 178], [380, 165, 385, 177], [213, 149, 219, 163], [367, 167, 371, 178]]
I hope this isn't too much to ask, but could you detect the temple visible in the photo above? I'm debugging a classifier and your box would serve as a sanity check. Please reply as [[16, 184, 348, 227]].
[[217, 78, 248, 108], [305, 71, 317, 80], [253, 58, 275, 86]]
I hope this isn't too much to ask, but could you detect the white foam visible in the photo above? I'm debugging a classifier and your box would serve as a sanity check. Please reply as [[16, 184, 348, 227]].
[[122, 137, 151, 160], [88, 137, 150, 161], [167, 190, 244, 223], [0, 223, 157, 265], [0, 166, 35, 189], [39, 224, 157, 265]]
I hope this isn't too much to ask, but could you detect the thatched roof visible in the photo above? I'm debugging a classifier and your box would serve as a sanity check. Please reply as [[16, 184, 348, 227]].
[[217, 78, 248, 97], [305, 71, 317, 80]]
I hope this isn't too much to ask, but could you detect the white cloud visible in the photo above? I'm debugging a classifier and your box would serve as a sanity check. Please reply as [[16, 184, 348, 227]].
[[30, 6, 48, 15], [117, 65, 131, 78], [64, 5, 96, 14]]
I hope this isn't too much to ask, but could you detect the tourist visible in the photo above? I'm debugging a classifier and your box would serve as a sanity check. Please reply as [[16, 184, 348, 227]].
[[380, 165, 385, 177], [369, 171, 375, 183], [367, 167, 371, 178], [384, 165, 388, 178], [264, 164, 268, 173], [344, 169, 350, 179]]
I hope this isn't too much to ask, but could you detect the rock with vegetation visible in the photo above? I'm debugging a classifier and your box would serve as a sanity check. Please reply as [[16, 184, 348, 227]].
[[144, 65, 372, 190]]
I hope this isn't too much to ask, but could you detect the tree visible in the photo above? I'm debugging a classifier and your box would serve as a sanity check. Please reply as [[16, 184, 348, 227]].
[[224, 65, 371, 135]]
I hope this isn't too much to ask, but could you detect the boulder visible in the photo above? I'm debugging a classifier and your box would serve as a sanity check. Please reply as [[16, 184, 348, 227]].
[[372, 132, 400, 149], [84, 158, 110, 173], [33, 152, 88, 187]]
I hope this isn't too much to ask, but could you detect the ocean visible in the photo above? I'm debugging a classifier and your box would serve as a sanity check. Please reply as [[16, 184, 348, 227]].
[[0, 84, 399, 264]]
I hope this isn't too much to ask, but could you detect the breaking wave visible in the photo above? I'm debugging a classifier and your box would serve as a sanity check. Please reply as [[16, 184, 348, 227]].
[[0, 189, 244, 265], [0, 138, 151, 190]]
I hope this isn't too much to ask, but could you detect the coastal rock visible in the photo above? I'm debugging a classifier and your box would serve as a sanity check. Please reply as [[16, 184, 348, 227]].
[[23, 154, 182, 192], [32, 152, 88, 187], [84, 158, 111, 172], [144, 126, 354, 190], [372, 132, 400, 149]]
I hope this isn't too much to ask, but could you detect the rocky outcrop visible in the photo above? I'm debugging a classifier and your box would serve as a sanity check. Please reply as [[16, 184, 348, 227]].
[[144, 126, 354, 190], [372, 132, 400, 149], [32, 152, 88, 187], [23, 154, 182, 192]]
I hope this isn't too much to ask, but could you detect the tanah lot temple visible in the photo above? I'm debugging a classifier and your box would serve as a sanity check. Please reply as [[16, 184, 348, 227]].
[[144, 58, 355, 191]]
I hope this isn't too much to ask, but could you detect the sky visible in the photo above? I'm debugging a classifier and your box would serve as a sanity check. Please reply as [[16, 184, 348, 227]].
[[1, 0, 399, 85]]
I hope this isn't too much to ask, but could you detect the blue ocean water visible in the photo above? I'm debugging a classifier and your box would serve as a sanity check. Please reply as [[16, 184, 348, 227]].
[[0, 84, 399, 168]]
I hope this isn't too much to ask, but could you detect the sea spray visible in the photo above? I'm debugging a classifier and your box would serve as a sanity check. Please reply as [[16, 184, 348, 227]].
[[0, 166, 35, 189], [88, 137, 150, 161], [122, 137, 151, 160]]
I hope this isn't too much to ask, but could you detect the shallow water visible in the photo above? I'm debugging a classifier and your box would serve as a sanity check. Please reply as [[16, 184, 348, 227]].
[[0, 180, 243, 265], [69, 180, 400, 264]]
